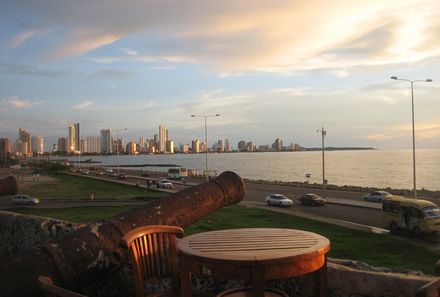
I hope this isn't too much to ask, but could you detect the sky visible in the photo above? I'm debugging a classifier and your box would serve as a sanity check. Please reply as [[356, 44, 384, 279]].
[[0, 0, 439, 150]]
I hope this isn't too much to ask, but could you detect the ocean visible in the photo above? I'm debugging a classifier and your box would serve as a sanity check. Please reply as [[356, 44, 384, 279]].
[[63, 149, 440, 191]]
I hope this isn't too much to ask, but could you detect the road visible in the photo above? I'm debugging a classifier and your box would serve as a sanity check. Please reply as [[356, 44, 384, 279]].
[[0, 172, 399, 230], [243, 182, 385, 229]]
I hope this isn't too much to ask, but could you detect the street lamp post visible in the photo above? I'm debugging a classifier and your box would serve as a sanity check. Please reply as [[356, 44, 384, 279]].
[[191, 114, 220, 181], [317, 127, 326, 199], [70, 146, 76, 170], [391, 76, 432, 199], [115, 128, 128, 175]]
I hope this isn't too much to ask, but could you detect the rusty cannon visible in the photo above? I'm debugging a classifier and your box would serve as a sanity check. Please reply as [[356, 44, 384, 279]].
[[0, 171, 245, 297], [0, 175, 18, 196]]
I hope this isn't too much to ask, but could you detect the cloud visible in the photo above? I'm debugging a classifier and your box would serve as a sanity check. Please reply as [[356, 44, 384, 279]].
[[5, 0, 440, 73], [88, 69, 135, 80], [73, 100, 93, 109], [0, 97, 44, 111], [10, 30, 37, 48], [366, 121, 440, 141], [0, 63, 77, 78]]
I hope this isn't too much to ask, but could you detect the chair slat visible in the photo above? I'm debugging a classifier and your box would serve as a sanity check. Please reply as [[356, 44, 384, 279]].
[[121, 225, 183, 297]]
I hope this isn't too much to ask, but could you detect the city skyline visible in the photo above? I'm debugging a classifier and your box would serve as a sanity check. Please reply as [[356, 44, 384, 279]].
[[2, 124, 309, 154], [1, 1, 440, 149]]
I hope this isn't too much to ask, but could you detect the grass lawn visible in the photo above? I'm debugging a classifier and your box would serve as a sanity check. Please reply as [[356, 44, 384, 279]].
[[17, 173, 169, 200], [186, 205, 440, 275], [8, 204, 439, 274]]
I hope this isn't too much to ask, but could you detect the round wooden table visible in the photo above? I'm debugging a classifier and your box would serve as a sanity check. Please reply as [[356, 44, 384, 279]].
[[178, 228, 330, 297]]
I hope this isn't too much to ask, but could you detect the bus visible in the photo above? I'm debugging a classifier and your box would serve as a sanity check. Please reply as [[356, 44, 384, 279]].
[[382, 195, 440, 234], [168, 167, 188, 180]]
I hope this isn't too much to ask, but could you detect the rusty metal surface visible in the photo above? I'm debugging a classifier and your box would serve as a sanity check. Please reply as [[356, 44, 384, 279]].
[[0, 171, 245, 297], [0, 176, 18, 196]]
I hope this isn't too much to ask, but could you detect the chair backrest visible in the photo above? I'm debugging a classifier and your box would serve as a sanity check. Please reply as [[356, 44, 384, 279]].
[[38, 276, 87, 297], [416, 278, 440, 297], [121, 225, 184, 297]]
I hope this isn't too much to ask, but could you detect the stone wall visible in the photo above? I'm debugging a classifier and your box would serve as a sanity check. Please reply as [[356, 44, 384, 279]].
[[0, 210, 82, 259]]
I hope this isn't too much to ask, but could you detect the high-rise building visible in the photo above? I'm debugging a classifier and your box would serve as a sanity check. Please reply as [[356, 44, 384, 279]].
[[68, 123, 80, 152], [32, 135, 44, 155], [200, 142, 207, 153], [273, 138, 283, 151], [57, 137, 68, 153], [181, 143, 189, 154], [237, 140, 246, 152], [18, 128, 32, 156], [192, 139, 200, 153], [0, 138, 13, 161], [217, 139, 224, 152], [127, 141, 137, 155], [81, 136, 100, 154], [100, 129, 112, 153], [245, 141, 254, 152], [159, 125, 168, 153], [138, 137, 146, 153], [113, 139, 124, 153], [166, 140, 174, 154], [74, 123, 80, 150], [224, 139, 232, 152]]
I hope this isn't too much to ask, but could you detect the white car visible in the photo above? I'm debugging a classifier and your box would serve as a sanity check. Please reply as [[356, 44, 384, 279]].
[[12, 195, 40, 205], [266, 194, 293, 207], [157, 179, 173, 189], [362, 191, 391, 203]]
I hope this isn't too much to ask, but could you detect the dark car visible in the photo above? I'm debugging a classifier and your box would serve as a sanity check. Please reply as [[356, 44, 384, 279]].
[[117, 174, 128, 179], [298, 193, 326, 206]]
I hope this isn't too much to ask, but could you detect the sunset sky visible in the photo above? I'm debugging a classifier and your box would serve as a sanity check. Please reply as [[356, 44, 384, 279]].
[[1, 0, 439, 149]]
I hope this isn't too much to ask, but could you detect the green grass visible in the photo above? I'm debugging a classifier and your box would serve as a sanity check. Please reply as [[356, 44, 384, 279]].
[[11, 205, 137, 223], [19, 173, 169, 200], [185, 205, 440, 275], [9, 203, 439, 274]]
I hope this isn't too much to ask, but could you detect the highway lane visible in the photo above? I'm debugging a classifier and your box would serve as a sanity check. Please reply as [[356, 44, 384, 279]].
[[0, 173, 385, 229], [243, 182, 385, 229]]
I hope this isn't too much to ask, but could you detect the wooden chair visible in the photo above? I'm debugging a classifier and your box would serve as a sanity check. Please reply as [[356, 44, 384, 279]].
[[216, 288, 288, 297], [38, 276, 87, 297], [415, 278, 440, 297], [122, 225, 184, 297]]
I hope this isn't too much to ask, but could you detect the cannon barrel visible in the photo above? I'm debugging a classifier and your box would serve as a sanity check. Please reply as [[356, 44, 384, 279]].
[[0, 171, 245, 297], [0, 176, 18, 196]]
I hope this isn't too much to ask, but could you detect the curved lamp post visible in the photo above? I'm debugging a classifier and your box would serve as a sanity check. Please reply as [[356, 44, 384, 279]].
[[114, 128, 127, 175], [191, 114, 220, 180], [390, 76, 432, 199]]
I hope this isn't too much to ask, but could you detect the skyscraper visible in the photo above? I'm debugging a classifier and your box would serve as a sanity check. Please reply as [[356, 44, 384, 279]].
[[192, 139, 200, 153], [237, 140, 246, 152], [68, 123, 80, 152], [159, 125, 168, 153], [0, 138, 13, 162], [74, 123, 80, 151], [57, 137, 68, 153], [18, 128, 32, 156], [225, 139, 232, 152], [100, 129, 112, 153], [82, 136, 100, 154], [32, 135, 44, 155]]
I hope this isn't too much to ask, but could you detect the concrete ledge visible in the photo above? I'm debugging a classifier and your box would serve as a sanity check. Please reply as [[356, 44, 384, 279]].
[[328, 259, 435, 297]]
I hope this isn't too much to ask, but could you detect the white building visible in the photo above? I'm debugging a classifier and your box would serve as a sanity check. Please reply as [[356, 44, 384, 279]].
[[81, 136, 101, 154]]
